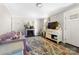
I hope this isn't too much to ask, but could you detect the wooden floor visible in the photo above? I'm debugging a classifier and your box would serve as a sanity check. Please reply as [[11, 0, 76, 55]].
[[24, 36, 79, 55], [45, 37, 79, 53], [43, 37, 79, 55]]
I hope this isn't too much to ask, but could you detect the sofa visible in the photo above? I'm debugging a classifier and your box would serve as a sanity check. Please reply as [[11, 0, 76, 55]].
[[0, 31, 22, 44]]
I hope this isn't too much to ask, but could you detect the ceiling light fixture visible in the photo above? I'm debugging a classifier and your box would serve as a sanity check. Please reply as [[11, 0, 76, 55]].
[[36, 3, 43, 8]]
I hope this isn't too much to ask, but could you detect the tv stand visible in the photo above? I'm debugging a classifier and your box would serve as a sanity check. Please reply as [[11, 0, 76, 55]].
[[51, 34, 57, 40], [45, 28, 62, 44]]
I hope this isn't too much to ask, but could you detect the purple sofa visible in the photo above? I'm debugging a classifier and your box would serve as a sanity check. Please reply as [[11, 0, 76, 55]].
[[0, 31, 22, 44]]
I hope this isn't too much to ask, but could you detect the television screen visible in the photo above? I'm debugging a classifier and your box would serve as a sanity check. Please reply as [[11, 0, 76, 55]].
[[48, 21, 59, 29]]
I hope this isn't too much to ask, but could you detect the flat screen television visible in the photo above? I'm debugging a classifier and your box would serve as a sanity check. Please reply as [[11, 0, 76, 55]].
[[47, 21, 59, 29]]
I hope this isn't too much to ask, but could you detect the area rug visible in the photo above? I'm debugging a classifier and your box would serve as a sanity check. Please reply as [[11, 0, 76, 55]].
[[26, 36, 79, 55], [0, 41, 23, 55]]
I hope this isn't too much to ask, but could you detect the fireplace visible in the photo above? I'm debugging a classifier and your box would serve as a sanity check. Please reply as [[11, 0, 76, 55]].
[[25, 29, 35, 37]]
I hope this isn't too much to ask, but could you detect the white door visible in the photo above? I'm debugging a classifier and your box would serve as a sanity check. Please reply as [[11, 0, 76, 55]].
[[64, 8, 79, 47]]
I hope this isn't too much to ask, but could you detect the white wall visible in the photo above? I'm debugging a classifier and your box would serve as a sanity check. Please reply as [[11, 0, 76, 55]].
[[48, 4, 79, 31], [47, 4, 79, 43], [0, 4, 45, 35], [24, 18, 44, 35], [11, 16, 44, 35], [12, 16, 25, 32], [0, 4, 11, 35], [0, 4, 26, 34], [50, 13, 64, 29], [35, 18, 44, 35]]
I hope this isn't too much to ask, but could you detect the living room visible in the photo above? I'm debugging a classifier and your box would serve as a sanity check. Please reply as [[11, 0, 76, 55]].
[[0, 3, 79, 55]]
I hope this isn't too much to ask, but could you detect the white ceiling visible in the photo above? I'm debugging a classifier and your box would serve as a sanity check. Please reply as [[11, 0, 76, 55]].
[[4, 3, 72, 18]]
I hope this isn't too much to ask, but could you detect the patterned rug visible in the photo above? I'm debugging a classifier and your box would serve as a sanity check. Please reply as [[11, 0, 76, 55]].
[[26, 36, 79, 55]]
